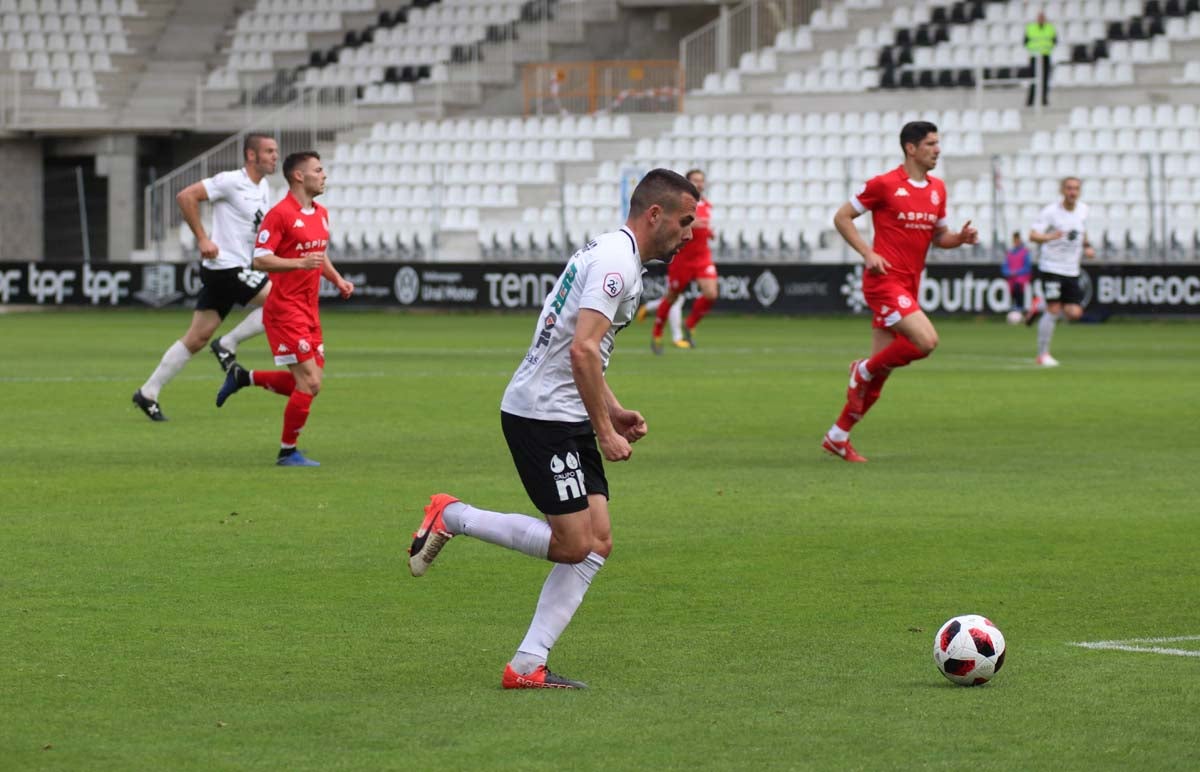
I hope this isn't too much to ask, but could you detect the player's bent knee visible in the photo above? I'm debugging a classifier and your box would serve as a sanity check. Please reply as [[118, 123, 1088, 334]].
[[550, 541, 592, 564], [592, 536, 612, 560]]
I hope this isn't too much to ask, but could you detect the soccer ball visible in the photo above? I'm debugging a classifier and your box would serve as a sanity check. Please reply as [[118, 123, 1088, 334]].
[[933, 614, 1006, 686], [1006, 309, 1024, 325]]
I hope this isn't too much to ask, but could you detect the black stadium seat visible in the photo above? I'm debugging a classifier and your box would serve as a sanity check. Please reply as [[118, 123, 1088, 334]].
[[1092, 39, 1109, 59], [955, 68, 975, 87], [895, 28, 912, 47], [931, 6, 948, 24], [1127, 18, 1147, 39], [899, 70, 916, 88], [915, 24, 932, 46], [1149, 16, 1165, 35], [1072, 43, 1092, 62], [950, 2, 969, 23], [936, 69, 955, 87], [878, 47, 895, 68], [1144, 0, 1163, 16], [1108, 20, 1126, 40], [918, 70, 935, 88]]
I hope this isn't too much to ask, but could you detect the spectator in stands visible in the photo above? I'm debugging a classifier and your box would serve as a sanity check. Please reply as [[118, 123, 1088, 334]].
[[1002, 231, 1032, 312], [1024, 11, 1056, 106]]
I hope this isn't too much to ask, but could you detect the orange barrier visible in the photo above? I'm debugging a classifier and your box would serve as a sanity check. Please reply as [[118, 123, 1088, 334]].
[[523, 60, 683, 115]]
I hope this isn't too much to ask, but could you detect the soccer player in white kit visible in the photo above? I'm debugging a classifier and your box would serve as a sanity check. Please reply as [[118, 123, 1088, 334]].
[[132, 134, 278, 420], [407, 169, 698, 689], [1026, 177, 1094, 367]]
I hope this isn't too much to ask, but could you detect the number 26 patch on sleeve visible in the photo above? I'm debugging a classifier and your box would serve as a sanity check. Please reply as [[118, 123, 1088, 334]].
[[603, 272, 624, 297]]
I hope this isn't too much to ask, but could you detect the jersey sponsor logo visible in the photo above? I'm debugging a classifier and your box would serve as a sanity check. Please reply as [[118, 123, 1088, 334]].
[[931, 190, 941, 206], [550, 452, 585, 503], [894, 188, 909, 197], [258, 230, 270, 244], [293, 219, 305, 228], [603, 272, 624, 298], [550, 263, 579, 314]]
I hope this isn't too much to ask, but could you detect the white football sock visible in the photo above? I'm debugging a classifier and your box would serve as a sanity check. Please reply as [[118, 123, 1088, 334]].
[[827, 425, 850, 442], [441, 502, 550, 559], [512, 551, 605, 672], [1037, 311, 1059, 356], [141, 340, 192, 400], [218, 306, 265, 352], [857, 360, 873, 382], [643, 297, 661, 313], [668, 295, 685, 342]]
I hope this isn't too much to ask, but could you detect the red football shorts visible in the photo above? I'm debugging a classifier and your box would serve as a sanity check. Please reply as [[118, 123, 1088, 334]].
[[266, 320, 325, 367], [863, 275, 922, 330], [667, 257, 718, 293]]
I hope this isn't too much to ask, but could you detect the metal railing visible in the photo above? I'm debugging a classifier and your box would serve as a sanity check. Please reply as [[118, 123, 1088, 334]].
[[522, 60, 682, 116], [680, 0, 825, 93], [143, 87, 357, 262], [0, 72, 18, 128]]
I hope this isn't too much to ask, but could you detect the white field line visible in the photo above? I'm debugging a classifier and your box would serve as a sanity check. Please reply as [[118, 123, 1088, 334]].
[[1071, 636, 1200, 658]]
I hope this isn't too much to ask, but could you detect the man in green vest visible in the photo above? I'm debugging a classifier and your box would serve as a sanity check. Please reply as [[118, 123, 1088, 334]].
[[1025, 11, 1056, 106]]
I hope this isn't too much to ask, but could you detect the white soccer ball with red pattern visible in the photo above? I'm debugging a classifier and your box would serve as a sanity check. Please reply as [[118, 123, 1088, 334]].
[[933, 615, 1006, 686]]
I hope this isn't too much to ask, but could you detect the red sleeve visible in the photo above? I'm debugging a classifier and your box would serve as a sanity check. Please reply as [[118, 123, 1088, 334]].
[[854, 174, 887, 212], [937, 180, 948, 221], [255, 207, 285, 256]]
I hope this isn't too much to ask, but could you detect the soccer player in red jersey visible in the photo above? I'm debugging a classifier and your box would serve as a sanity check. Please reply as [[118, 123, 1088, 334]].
[[649, 168, 717, 353], [215, 151, 355, 467], [822, 122, 978, 462]]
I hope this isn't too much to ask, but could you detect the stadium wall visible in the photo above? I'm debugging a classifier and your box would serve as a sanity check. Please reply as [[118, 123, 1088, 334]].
[[0, 140, 44, 261], [3, 261, 1198, 318]]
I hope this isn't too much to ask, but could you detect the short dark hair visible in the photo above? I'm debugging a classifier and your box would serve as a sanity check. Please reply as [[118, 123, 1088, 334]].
[[685, 168, 705, 181], [628, 169, 699, 218], [243, 132, 273, 162], [899, 121, 938, 152], [1012, 231, 1022, 239], [283, 151, 321, 183]]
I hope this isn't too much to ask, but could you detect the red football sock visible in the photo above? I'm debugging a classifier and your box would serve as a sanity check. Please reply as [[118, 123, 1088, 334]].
[[686, 295, 714, 329], [281, 390, 314, 446], [652, 298, 671, 338], [252, 370, 295, 396], [863, 370, 891, 412], [834, 402, 859, 432], [865, 334, 928, 375], [835, 367, 895, 432]]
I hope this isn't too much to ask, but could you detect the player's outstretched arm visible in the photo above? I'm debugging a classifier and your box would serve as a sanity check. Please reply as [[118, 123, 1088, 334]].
[[176, 181, 218, 259], [603, 381, 647, 444], [933, 220, 979, 249], [320, 253, 355, 298], [834, 202, 889, 274], [570, 309, 631, 462], [253, 252, 324, 272]]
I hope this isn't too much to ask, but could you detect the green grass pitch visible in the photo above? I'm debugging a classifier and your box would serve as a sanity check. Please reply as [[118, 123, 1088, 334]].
[[2, 309, 1198, 771]]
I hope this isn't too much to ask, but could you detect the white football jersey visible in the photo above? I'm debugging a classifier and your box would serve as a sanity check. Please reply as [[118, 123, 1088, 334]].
[[201, 169, 273, 270], [501, 227, 644, 423], [1032, 201, 1089, 277]]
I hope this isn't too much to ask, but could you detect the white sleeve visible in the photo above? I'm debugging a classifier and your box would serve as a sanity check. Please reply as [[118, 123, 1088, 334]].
[[577, 252, 633, 321], [1031, 205, 1053, 233], [201, 172, 233, 202], [849, 197, 868, 214]]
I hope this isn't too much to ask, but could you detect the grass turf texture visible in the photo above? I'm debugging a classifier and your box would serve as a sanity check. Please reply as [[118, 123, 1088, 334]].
[[2, 309, 1198, 771]]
